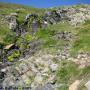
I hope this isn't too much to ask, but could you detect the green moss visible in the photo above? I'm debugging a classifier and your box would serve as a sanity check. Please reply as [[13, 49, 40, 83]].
[[73, 4, 88, 9], [0, 15, 16, 44]]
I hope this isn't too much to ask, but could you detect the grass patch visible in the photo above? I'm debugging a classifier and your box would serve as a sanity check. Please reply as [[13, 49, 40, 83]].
[[56, 60, 79, 84], [0, 20, 16, 44], [71, 20, 90, 56], [47, 22, 75, 33], [56, 60, 90, 90]]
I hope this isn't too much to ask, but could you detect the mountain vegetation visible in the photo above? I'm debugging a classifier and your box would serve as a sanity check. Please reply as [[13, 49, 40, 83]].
[[0, 2, 90, 90]]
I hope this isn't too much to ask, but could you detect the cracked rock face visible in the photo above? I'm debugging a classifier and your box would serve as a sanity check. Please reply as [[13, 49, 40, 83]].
[[0, 51, 59, 89], [43, 6, 90, 26]]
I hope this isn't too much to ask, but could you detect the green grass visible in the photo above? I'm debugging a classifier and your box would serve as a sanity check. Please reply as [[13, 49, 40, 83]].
[[34, 27, 70, 51], [0, 3, 90, 90], [35, 28, 56, 48], [0, 2, 45, 17], [0, 2, 45, 44], [71, 20, 90, 56], [56, 60, 79, 84], [0, 2, 46, 40], [56, 60, 90, 90], [0, 2, 90, 57], [0, 18, 16, 44], [47, 22, 75, 33]]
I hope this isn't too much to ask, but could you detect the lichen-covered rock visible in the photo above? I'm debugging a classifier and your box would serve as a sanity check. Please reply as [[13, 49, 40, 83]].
[[34, 73, 43, 84], [5, 13, 18, 31], [50, 64, 58, 72], [9, 21, 18, 30], [10, 13, 18, 17], [35, 83, 54, 90], [85, 80, 90, 90], [0, 51, 56, 89], [54, 31, 73, 41]]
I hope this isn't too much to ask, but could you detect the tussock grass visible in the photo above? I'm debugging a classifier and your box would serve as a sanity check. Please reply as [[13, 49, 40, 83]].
[[71, 20, 90, 56]]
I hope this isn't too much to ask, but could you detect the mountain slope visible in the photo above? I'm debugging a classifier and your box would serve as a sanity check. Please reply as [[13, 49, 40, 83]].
[[0, 3, 90, 90]]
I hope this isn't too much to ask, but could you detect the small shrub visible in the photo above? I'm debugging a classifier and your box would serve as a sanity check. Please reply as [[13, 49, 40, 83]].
[[8, 50, 20, 62], [16, 33, 33, 51], [4, 33, 16, 44], [8, 55, 14, 62], [25, 34, 33, 43]]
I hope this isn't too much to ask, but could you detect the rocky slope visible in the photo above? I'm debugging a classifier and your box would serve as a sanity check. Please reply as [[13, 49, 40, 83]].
[[0, 3, 90, 90]]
